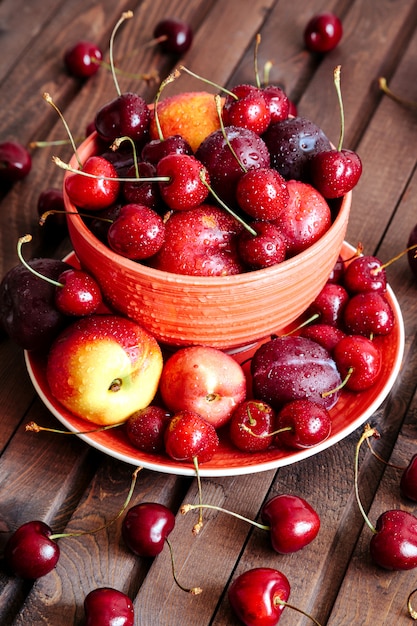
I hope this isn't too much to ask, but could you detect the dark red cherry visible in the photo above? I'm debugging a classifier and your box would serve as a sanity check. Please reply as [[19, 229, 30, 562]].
[[307, 282, 349, 326], [153, 18, 193, 55], [229, 400, 276, 452], [407, 224, 417, 279], [333, 334, 382, 391], [84, 587, 134, 626], [55, 268, 102, 316], [310, 147, 362, 198], [122, 502, 175, 557], [164, 410, 219, 464], [64, 40, 103, 78], [0, 140, 32, 185], [262, 85, 290, 123], [343, 291, 395, 336], [95, 92, 150, 143], [261, 494, 320, 553], [370, 510, 417, 570], [274, 399, 332, 449], [300, 323, 346, 352], [4, 520, 60, 579], [126, 405, 171, 453], [304, 12, 343, 53], [343, 255, 387, 294], [107, 203, 165, 260]]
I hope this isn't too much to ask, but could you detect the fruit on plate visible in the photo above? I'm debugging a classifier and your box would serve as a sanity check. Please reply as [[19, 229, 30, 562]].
[[159, 345, 247, 428], [149, 91, 221, 152], [46, 314, 163, 425], [84, 588, 134, 626], [251, 335, 342, 411], [0, 258, 72, 351]]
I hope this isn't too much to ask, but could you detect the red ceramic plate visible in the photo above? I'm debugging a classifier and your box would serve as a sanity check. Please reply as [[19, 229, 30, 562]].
[[25, 243, 405, 477]]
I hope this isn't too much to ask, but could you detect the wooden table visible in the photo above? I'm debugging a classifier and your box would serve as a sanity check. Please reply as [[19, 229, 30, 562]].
[[1, 0, 417, 623]]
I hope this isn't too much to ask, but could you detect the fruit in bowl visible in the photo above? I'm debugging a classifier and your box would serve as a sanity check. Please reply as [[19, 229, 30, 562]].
[[63, 139, 350, 348]]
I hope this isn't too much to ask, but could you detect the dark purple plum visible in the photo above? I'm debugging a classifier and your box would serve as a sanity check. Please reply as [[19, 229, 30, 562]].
[[0, 258, 71, 350], [251, 335, 342, 410], [262, 116, 331, 181]]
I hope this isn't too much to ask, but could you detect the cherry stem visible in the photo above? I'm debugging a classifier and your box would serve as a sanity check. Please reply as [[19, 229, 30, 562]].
[[281, 312, 320, 337], [321, 366, 353, 398], [29, 137, 86, 149], [371, 243, 417, 275], [25, 421, 123, 435], [43, 92, 83, 169], [109, 11, 134, 97], [379, 77, 417, 109], [192, 456, 204, 535], [39, 209, 113, 227], [179, 65, 237, 100], [181, 502, 269, 533], [165, 537, 202, 595], [199, 169, 257, 236], [52, 156, 170, 183], [153, 69, 181, 141], [214, 94, 247, 174], [240, 423, 292, 438], [111, 135, 139, 178], [263, 60, 273, 86], [365, 435, 405, 470], [91, 57, 159, 84], [333, 65, 345, 152], [254, 33, 262, 89], [354, 424, 379, 534], [50, 465, 143, 540], [17, 235, 63, 288], [407, 588, 417, 619], [274, 597, 323, 626]]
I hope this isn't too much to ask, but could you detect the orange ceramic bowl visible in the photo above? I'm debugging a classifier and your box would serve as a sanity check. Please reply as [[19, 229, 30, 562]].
[[64, 133, 351, 350]]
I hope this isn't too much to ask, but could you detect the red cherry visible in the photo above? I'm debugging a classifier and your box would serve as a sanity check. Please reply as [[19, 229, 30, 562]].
[[156, 153, 210, 210], [307, 282, 349, 326], [55, 268, 102, 316], [123, 161, 161, 209], [343, 255, 387, 294], [343, 291, 395, 336], [333, 334, 382, 391], [122, 502, 175, 557], [300, 322, 346, 352], [0, 140, 32, 185], [407, 224, 417, 279], [370, 510, 417, 570], [95, 92, 150, 144], [64, 155, 120, 211], [141, 134, 193, 165], [84, 587, 134, 626], [228, 567, 291, 626], [153, 19, 193, 54], [401, 454, 417, 502], [125, 405, 171, 453], [164, 410, 219, 464], [107, 203, 166, 260], [237, 221, 287, 270], [261, 494, 320, 553], [262, 85, 290, 123], [64, 40, 103, 78], [310, 148, 362, 198], [275, 399, 332, 449], [229, 400, 276, 452], [304, 12, 343, 53], [4, 520, 60, 579], [236, 167, 289, 221], [222, 84, 271, 135]]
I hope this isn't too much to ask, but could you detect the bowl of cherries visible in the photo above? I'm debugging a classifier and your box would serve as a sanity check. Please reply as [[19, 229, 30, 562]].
[[62, 67, 357, 351]]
